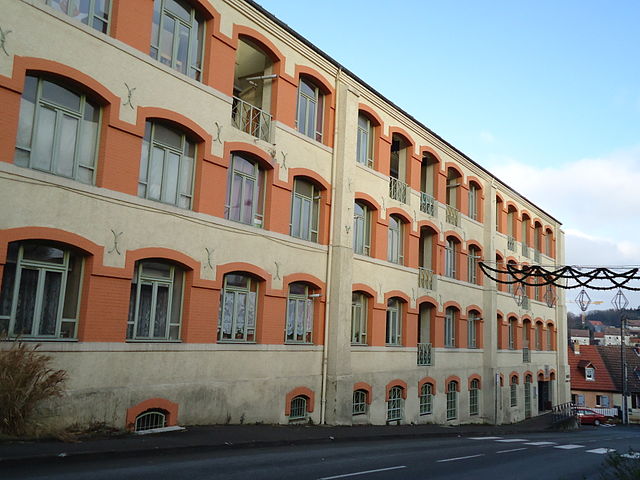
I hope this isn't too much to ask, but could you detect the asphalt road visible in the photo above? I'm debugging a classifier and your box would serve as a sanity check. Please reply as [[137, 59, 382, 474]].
[[5, 426, 640, 480]]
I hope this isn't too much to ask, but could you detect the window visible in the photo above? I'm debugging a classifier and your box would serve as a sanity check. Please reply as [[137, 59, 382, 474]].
[[290, 179, 320, 242], [510, 376, 518, 407], [218, 273, 257, 342], [386, 298, 401, 345], [535, 323, 542, 350], [47, 0, 110, 33], [138, 121, 195, 209], [467, 311, 479, 348], [445, 238, 456, 278], [225, 154, 265, 227], [468, 183, 479, 220], [387, 215, 403, 264], [351, 292, 367, 345], [444, 307, 455, 348], [0, 242, 83, 339], [127, 260, 183, 341], [150, 0, 205, 80], [420, 383, 433, 415], [469, 379, 480, 416], [467, 245, 480, 284], [596, 395, 609, 407], [353, 389, 367, 416], [297, 77, 323, 142], [289, 396, 307, 421], [353, 202, 371, 255], [134, 409, 167, 432], [546, 324, 553, 351], [585, 367, 595, 381], [285, 282, 313, 344], [576, 394, 585, 406], [387, 386, 403, 422], [522, 320, 530, 348], [446, 381, 457, 420], [356, 113, 374, 168], [15, 75, 100, 185], [508, 318, 516, 350], [545, 230, 553, 256]]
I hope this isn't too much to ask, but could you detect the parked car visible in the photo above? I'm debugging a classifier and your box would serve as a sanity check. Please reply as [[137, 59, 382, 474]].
[[575, 408, 610, 426]]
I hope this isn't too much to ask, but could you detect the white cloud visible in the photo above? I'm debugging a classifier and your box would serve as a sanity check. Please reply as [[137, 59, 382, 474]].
[[479, 130, 495, 144]]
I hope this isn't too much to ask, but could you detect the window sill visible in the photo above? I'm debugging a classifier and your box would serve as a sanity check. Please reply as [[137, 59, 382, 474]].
[[1, 337, 78, 342], [126, 339, 182, 343]]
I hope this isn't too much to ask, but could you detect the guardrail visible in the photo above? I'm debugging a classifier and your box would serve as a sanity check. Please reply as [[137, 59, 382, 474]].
[[389, 176, 408, 204], [231, 96, 272, 142], [418, 267, 435, 291], [420, 192, 435, 216], [445, 205, 460, 226], [417, 342, 432, 366]]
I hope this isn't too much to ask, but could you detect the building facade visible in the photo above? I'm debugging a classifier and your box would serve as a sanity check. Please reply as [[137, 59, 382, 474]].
[[0, 0, 568, 430]]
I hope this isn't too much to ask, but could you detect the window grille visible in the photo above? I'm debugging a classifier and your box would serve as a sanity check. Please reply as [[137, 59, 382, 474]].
[[469, 379, 479, 415], [351, 293, 367, 345], [135, 409, 166, 432], [446, 381, 457, 420], [510, 377, 518, 407], [420, 384, 433, 415], [352, 390, 367, 416], [289, 396, 307, 420], [387, 386, 403, 422]]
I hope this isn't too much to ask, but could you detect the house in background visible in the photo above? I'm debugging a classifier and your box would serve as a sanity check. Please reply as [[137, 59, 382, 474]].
[[598, 346, 640, 423], [568, 344, 616, 411], [570, 329, 590, 345], [588, 320, 605, 333]]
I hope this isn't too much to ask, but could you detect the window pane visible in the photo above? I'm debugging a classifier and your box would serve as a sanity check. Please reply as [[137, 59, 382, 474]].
[[300, 198, 311, 240], [39, 270, 62, 336], [62, 253, 81, 319], [32, 106, 56, 172], [151, 0, 161, 51], [0, 263, 16, 318], [95, 0, 109, 18], [286, 298, 295, 339], [297, 97, 307, 135], [166, 0, 191, 22], [15, 268, 38, 335], [228, 173, 243, 221], [241, 178, 255, 225], [136, 283, 153, 337], [300, 79, 315, 98], [16, 77, 37, 153], [178, 154, 193, 199], [161, 151, 180, 204], [23, 244, 65, 264], [153, 284, 169, 337], [307, 99, 316, 136], [291, 196, 301, 238], [141, 261, 172, 279], [55, 114, 79, 178], [176, 23, 190, 75], [153, 123, 182, 150], [159, 16, 176, 67], [235, 292, 246, 338], [221, 291, 234, 337], [78, 102, 99, 169], [41, 80, 81, 112], [148, 146, 165, 200]]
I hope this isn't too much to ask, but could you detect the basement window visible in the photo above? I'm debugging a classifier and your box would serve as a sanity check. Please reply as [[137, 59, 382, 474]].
[[135, 409, 167, 432]]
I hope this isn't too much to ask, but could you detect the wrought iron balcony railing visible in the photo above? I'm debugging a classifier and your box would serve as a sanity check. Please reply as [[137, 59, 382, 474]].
[[389, 176, 408, 204], [534, 249, 541, 263], [231, 96, 272, 142], [507, 235, 516, 251], [523, 347, 531, 363], [445, 205, 460, 226], [418, 267, 435, 291], [417, 342, 433, 366], [420, 192, 435, 216], [522, 243, 530, 258]]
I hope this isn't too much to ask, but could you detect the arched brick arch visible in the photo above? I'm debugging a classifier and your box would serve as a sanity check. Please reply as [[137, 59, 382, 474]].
[[418, 376, 437, 394], [468, 374, 482, 390], [509, 371, 520, 384], [384, 290, 411, 304], [354, 192, 382, 212], [285, 386, 315, 414], [385, 379, 408, 400], [282, 273, 325, 296], [125, 397, 179, 431], [0, 227, 103, 262], [352, 283, 377, 299], [445, 376, 461, 391], [353, 382, 373, 404], [216, 262, 271, 286], [358, 103, 383, 127], [125, 247, 200, 277]]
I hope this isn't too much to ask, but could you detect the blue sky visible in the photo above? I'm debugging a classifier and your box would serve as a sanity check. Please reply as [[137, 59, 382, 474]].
[[256, 0, 640, 310]]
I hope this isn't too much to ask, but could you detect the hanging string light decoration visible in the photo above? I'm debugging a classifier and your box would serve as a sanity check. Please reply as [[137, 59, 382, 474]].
[[478, 263, 640, 291]]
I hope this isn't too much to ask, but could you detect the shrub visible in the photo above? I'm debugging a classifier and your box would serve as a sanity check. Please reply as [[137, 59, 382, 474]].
[[600, 450, 640, 480], [0, 341, 67, 436]]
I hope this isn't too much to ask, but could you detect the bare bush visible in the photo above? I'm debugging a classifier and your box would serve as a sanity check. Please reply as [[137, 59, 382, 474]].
[[0, 341, 67, 436]]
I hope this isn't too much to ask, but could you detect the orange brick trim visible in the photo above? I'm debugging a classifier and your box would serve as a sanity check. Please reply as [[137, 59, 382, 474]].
[[510, 372, 520, 384], [125, 397, 178, 431], [385, 379, 408, 400], [443, 230, 464, 244], [466, 305, 483, 317], [282, 273, 326, 295], [353, 382, 373, 404], [418, 377, 437, 394], [357, 103, 383, 126], [468, 374, 482, 390], [386, 126, 415, 147], [384, 290, 411, 304], [416, 296, 438, 308], [385, 207, 412, 225], [354, 192, 382, 211], [216, 262, 271, 284], [419, 145, 443, 163], [549, 370, 556, 380], [445, 376, 461, 391], [442, 300, 462, 312], [0, 227, 103, 263], [224, 141, 277, 171], [125, 247, 200, 277], [352, 283, 376, 298], [285, 387, 315, 415]]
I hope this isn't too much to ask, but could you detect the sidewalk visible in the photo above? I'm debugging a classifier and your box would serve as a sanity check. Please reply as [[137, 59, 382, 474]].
[[0, 413, 567, 465]]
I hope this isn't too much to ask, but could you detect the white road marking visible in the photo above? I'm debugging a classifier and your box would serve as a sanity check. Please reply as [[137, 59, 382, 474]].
[[554, 444, 584, 450], [437, 454, 485, 463], [318, 466, 407, 479], [524, 441, 556, 446], [496, 438, 529, 443], [469, 436, 502, 440], [497, 448, 528, 454], [587, 448, 616, 454]]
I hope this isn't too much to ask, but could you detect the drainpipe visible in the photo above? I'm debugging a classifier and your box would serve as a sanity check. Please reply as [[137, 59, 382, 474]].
[[320, 67, 342, 425]]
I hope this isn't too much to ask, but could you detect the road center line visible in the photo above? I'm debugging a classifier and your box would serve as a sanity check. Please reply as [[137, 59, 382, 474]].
[[318, 465, 407, 479], [497, 447, 528, 454], [437, 454, 485, 463]]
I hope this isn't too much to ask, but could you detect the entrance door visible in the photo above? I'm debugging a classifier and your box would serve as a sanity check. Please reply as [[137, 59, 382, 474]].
[[525, 380, 532, 418], [538, 380, 549, 411]]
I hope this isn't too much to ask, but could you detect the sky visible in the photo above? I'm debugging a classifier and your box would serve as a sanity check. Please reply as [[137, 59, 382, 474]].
[[255, 0, 640, 312]]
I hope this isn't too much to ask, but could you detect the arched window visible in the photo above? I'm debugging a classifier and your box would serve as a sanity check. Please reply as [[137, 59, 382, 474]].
[[138, 120, 196, 209], [467, 311, 480, 349], [297, 77, 324, 142], [444, 307, 456, 348], [387, 215, 404, 265], [353, 201, 371, 256], [352, 389, 368, 416], [546, 323, 553, 351], [545, 228, 554, 257], [356, 113, 374, 168], [389, 133, 410, 203], [218, 273, 258, 342], [420, 383, 433, 415], [469, 379, 480, 416], [510, 375, 518, 406], [0, 241, 83, 339], [128, 260, 184, 340], [225, 153, 266, 227], [387, 386, 404, 422], [468, 181, 480, 221], [506, 260, 517, 294], [446, 381, 458, 420], [420, 152, 438, 200], [290, 178, 320, 242], [15, 75, 100, 185], [495, 195, 504, 232], [445, 237, 457, 278], [351, 292, 368, 345], [467, 245, 481, 285], [46, 0, 110, 33], [535, 322, 543, 350], [522, 319, 531, 349], [285, 282, 313, 344], [521, 213, 531, 249], [289, 395, 308, 422], [150, 0, 205, 80], [508, 317, 517, 350], [386, 298, 402, 346], [446, 168, 462, 208], [507, 205, 517, 245]]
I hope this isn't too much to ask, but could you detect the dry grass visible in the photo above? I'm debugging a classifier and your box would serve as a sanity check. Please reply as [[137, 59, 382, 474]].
[[0, 341, 67, 436]]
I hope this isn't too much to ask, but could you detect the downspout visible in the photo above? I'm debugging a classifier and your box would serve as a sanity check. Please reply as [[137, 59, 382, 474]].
[[320, 67, 342, 425]]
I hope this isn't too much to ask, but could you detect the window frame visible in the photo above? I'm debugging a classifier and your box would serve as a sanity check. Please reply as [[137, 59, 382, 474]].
[[446, 381, 458, 420], [467, 312, 478, 349], [351, 292, 368, 345], [445, 238, 456, 278], [387, 386, 404, 422], [289, 395, 307, 421], [356, 113, 374, 168], [285, 282, 313, 344], [353, 201, 371, 256], [290, 179, 320, 242], [510, 376, 518, 407], [218, 273, 258, 343], [387, 215, 404, 265], [296, 77, 324, 142], [469, 379, 480, 416], [467, 246, 480, 285], [444, 307, 456, 348], [386, 298, 402, 346], [225, 153, 266, 228], [419, 383, 433, 416], [46, 0, 111, 33], [468, 183, 479, 221], [585, 367, 595, 381], [352, 389, 368, 416]]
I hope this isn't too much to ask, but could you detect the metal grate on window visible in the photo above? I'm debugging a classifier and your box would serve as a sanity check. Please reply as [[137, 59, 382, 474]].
[[352, 390, 367, 416], [135, 409, 167, 432], [387, 387, 403, 422], [289, 396, 307, 420]]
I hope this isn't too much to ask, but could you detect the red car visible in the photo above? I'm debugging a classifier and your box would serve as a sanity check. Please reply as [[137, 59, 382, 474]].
[[575, 408, 610, 426]]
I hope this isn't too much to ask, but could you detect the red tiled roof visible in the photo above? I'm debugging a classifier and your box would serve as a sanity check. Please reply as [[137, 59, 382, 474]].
[[590, 320, 604, 326], [568, 345, 617, 392], [594, 332, 604, 338], [570, 329, 589, 337]]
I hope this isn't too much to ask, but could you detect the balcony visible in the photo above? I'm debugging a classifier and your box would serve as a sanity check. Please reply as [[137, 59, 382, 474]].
[[418, 267, 435, 291], [417, 342, 433, 366], [534, 249, 541, 263], [523, 347, 531, 363], [389, 176, 408, 203], [445, 205, 460, 226], [507, 236, 516, 252], [521, 295, 530, 310], [420, 192, 435, 216], [231, 96, 272, 142], [522, 243, 530, 258]]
